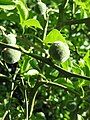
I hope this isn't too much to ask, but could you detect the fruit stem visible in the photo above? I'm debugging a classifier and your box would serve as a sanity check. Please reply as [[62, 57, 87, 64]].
[[43, 13, 49, 40]]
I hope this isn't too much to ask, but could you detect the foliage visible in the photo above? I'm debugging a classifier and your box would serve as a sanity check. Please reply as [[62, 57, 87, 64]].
[[0, 0, 90, 119]]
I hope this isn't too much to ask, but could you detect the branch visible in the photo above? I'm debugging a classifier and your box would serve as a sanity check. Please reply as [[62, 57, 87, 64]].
[[0, 42, 90, 80], [56, 17, 90, 29], [64, 17, 90, 25], [56, 1, 66, 29]]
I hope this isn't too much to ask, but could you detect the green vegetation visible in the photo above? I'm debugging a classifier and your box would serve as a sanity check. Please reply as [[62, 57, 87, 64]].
[[49, 41, 70, 62], [1, 46, 21, 64], [0, 0, 90, 119]]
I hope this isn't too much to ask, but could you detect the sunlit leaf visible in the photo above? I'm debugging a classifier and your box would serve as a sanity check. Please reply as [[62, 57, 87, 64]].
[[43, 29, 66, 43], [75, 0, 90, 13], [84, 50, 90, 70], [20, 55, 31, 73], [61, 59, 71, 70], [0, 11, 19, 23], [0, 0, 14, 5], [23, 19, 43, 29], [0, 5, 16, 10], [24, 69, 39, 76], [55, 78, 75, 90], [16, 0, 29, 23]]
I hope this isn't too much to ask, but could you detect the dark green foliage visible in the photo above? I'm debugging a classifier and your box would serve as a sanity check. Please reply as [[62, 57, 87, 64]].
[[0, 0, 90, 119]]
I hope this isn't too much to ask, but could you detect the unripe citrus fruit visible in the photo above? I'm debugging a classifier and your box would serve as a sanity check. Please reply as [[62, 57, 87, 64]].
[[1, 45, 21, 64], [49, 41, 70, 62], [35, 112, 46, 120], [3, 33, 16, 45], [66, 100, 77, 112], [37, 1, 47, 15]]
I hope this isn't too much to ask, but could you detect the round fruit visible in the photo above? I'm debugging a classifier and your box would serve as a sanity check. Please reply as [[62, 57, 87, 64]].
[[35, 112, 46, 120], [49, 41, 70, 62], [66, 100, 77, 112], [1, 45, 21, 64], [3, 33, 16, 45], [37, 1, 47, 15]]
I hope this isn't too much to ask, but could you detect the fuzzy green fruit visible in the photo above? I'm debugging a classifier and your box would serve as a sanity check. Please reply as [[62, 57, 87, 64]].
[[35, 112, 46, 120], [3, 33, 16, 45], [1, 45, 21, 64], [49, 41, 70, 62], [37, 1, 47, 15], [66, 101, 77, 112]]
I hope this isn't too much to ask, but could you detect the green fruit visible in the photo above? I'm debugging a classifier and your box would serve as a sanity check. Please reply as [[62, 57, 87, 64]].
[[3, 33, 16, 45], [35, 112, 46, 120], [49, 41, 70, 62], [1, 45, 21, 64], [66, 101, 77, 112], [37, 1, 47, 15]]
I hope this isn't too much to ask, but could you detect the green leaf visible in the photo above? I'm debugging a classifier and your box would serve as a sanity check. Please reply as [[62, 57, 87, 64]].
[[61, 59, 71, 70], [16, 1, 29, 23], [0, 5, 16, 10], [83, 50, 90, 70], [23, 19, 43, 29], [75, 0, 90, 13], [43, 29, 66, 43], [0, 0, 14, 5], [20, 55, 31, 73], [55, 78, 75, 90], [0, 11, 19, 23]]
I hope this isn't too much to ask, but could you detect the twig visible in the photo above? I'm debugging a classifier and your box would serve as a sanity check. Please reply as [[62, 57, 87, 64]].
[[0, 42, 90, 80], [63, 17, 90, 26], [56, 17, 90, 29], [29, 81, 43, 118], [56, 0, 68, 29], [43, 15, 49, 40], [40, 79, 80, 96], [2, 110, 9, 120], [21, 77, 29, 120], [10, 68, 20, 97]]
